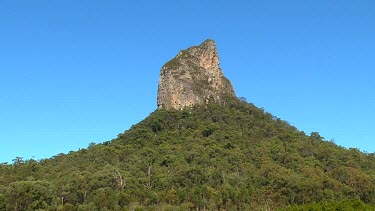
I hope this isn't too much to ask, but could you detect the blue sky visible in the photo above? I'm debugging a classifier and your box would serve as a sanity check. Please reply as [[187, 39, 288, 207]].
[[0, 1, 374, 163]]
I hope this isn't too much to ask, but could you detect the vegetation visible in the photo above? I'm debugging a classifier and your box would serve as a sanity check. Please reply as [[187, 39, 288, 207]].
[[281, 199, 375, 211], [1, 97, 375, 210]]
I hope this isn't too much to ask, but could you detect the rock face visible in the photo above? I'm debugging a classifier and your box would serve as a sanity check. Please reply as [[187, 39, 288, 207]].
[[157, 39, 236, 110]]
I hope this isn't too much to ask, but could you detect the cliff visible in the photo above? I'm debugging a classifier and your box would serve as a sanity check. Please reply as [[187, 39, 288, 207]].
[[157, 39, 236, 110]]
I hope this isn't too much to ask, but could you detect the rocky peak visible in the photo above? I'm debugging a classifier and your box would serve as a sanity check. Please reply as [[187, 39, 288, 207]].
[[157, 39, 236, 110]]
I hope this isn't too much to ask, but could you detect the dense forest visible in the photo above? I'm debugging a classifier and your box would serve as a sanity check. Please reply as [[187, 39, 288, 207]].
[[1, 97, 375, 210]]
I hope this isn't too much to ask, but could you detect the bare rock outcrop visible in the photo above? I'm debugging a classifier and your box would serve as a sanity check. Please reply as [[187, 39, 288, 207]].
[[157, 39, 236, 110]]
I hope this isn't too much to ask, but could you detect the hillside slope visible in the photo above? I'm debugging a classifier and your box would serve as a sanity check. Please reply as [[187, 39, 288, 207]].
[[0, 97, 374, 210]]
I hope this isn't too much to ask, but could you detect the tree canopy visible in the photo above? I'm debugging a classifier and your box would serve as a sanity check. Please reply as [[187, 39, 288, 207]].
[[1, 97, 374, 210]]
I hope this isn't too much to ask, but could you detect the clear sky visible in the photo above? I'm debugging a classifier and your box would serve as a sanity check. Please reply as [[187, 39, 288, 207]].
[[1, 1, 374, 163]]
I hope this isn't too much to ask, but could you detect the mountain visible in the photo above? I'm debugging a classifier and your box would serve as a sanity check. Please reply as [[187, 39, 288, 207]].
[[157, 39, 235, 110], [0, 40, 375, 211]]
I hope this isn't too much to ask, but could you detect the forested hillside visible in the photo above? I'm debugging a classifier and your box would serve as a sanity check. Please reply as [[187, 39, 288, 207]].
[[1, 97, 375, 210]]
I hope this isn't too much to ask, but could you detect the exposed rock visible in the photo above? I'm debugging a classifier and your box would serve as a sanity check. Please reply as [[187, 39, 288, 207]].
[[157, 39, 236, 110]]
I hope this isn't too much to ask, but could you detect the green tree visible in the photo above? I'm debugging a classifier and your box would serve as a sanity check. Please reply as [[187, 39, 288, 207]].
[[6, 180, 57, 210], [88, 187, 118, 210]]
